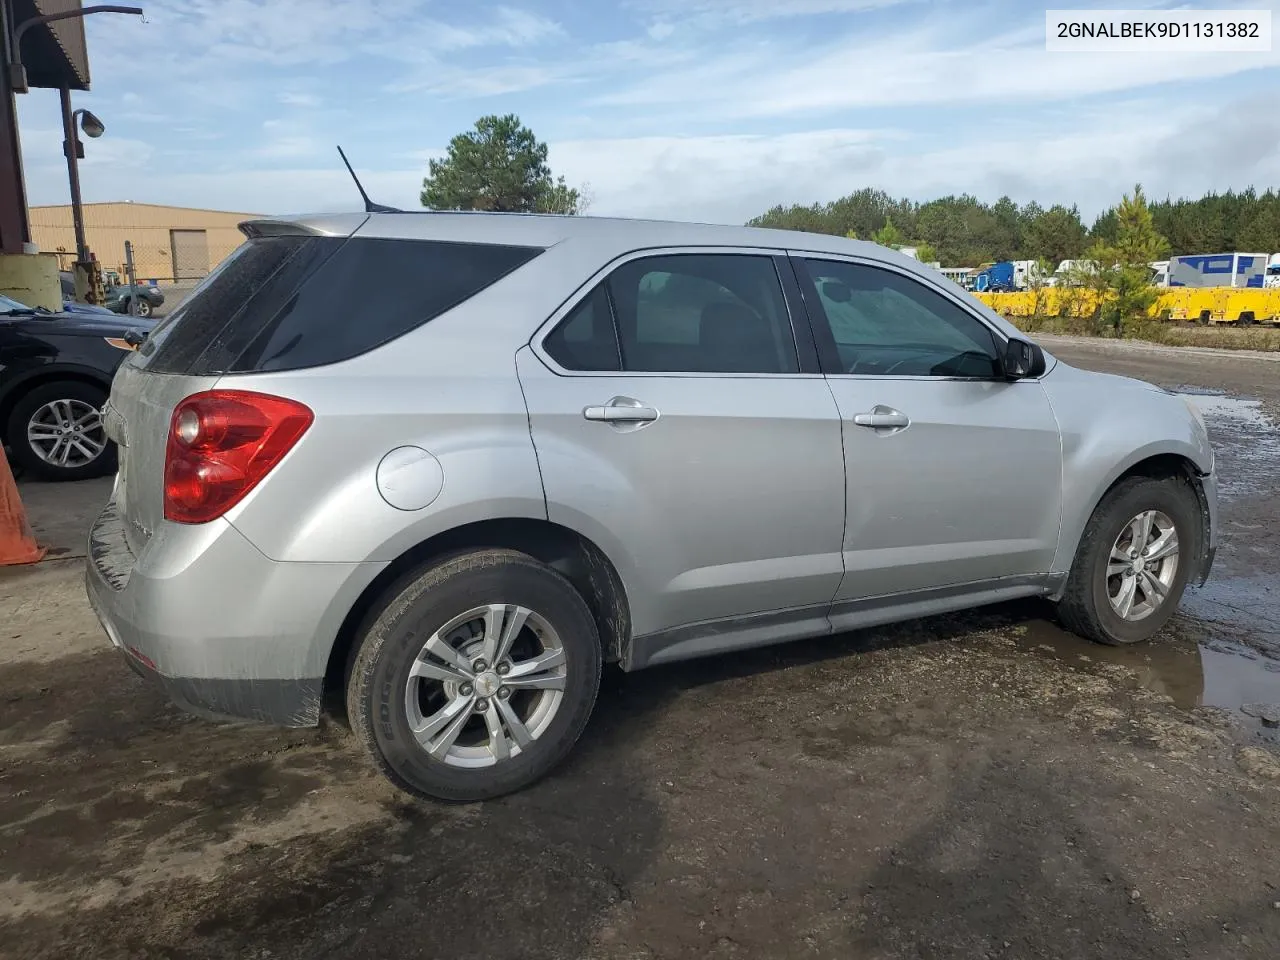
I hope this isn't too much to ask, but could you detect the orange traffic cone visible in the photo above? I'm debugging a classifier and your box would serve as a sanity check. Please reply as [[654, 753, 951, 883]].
[[0, 446, 45, 566]]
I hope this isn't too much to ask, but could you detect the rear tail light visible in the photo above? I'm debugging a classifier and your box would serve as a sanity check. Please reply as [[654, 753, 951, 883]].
[[163, 390, 313, 524]]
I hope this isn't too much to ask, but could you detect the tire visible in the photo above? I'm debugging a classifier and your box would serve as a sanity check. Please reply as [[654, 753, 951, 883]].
[[5, 380, 116, 482], [1057, 475, 1203, 646], [346, 548, 603, 802], [131, 298, 152, 319]]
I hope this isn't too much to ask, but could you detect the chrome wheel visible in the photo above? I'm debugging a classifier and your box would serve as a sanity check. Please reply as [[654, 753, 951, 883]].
[[132, 298, 152, 318], [405, 603, 567, 769], [26, 398, 107, 469], [1107, 510, 1179, 622]]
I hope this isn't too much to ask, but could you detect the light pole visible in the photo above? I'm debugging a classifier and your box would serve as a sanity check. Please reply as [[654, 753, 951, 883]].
[[60, 91, 102, 265]]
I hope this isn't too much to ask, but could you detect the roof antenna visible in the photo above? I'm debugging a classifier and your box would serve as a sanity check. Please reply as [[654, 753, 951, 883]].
[[336, 145, 401, 213]]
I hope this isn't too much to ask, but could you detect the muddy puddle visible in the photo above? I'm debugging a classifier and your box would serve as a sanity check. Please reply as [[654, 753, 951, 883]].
[[1020, 618, 1280, 746], [1176, 390, 1280, 502]]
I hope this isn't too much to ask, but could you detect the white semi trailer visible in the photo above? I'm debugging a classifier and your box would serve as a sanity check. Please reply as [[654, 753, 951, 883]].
[[1167, 253, 1269, 289]]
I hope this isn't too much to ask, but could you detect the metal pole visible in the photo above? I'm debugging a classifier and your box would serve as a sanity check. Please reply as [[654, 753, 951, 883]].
[[124, 239, 136, 316], [59, 87, 87, 262]]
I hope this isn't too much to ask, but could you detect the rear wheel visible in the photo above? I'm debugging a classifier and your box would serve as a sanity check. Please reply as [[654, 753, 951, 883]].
[[6, 380, 115, 481], [1057, 475, 1202, 645], [346, 549, 602, 802]]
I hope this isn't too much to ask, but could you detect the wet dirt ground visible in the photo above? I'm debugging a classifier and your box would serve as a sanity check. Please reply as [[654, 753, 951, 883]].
[[2, 335, 1280, 960]]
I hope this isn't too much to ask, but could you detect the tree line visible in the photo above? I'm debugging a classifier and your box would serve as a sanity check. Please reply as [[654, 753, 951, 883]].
[[748, 187, 1280, 267]]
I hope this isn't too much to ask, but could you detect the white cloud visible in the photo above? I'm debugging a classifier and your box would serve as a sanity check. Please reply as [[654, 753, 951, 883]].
[[278, 91, 322, 108], [633, 0, 923, 25], [598, 18, 1280, 115], [542, 97, 1280, 225], [255, 136, 322, 160], [546, 129, 897, 223], [369, 5, 564, 61], [386, 59, 572, 96]]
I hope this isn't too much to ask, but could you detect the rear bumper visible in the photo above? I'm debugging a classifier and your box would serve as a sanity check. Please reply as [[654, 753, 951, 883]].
[[84, 494, 386, 727], [110, 637, 322, 726]]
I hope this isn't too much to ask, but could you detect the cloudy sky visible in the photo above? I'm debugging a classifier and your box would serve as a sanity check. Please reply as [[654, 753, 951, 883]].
[[14, 0, 1280, 224]]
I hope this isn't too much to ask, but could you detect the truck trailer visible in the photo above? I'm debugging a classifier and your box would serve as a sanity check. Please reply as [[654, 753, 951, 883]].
[[1167, 253, 1268, 289]]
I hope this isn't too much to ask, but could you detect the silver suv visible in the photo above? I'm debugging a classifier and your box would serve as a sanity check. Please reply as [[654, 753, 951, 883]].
[[86, 212, 1217, 801]]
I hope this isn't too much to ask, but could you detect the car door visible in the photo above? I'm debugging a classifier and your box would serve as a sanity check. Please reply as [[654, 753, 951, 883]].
[[517, 248, 847, 668], [789, 253, 1063, 618]]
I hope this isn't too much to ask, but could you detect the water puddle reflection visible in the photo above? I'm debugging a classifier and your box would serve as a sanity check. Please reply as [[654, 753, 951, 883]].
[[1021, 619, 1280, 745]]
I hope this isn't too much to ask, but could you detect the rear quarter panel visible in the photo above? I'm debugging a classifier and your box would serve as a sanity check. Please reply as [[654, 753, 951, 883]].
[[1040, 364, 1214, 578], [219, 362, 547, 563], [218, 238, 628, 564]]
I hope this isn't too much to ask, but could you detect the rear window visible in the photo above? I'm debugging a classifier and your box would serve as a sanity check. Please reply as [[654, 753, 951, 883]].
[[138, 235, 542, 374]]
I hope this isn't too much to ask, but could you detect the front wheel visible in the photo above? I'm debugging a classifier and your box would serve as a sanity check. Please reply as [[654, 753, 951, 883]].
[[131, 297, 152, 319], [1057, 475, 1203, 645], [346, 549, 603, 802]]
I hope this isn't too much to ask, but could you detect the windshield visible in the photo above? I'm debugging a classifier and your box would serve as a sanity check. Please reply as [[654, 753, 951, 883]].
[[1, 293, 30, 311]]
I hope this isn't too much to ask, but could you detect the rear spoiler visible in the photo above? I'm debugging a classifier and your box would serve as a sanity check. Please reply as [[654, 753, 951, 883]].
[[238, 214, 370, 240]]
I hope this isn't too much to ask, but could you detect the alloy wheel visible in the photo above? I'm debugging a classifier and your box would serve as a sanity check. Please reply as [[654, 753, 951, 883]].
[[26, 398, 108, 469], [405, 603, 567, 768], [1106, 509, 1180, 622]]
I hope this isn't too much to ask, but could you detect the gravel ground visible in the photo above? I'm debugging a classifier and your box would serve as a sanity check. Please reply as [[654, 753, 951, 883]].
[[1, 336, 1278, 960]]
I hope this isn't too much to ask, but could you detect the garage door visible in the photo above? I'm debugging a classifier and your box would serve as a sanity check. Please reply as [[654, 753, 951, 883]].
[[170, 229, 210, 281]]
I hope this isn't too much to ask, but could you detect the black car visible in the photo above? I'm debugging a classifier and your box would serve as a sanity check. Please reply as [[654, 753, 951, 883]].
[[1, 292, 153, 481]]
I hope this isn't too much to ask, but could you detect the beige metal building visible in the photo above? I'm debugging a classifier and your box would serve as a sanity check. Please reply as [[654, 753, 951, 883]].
[[28, 202, 262, 285]]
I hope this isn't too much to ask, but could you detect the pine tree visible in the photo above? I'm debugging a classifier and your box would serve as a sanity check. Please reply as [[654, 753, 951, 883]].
[[872, 217, 904, 248], [1090, 184, 1170, 334]]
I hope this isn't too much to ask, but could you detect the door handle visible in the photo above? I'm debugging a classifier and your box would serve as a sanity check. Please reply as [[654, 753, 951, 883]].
[[583, 396, 659, 424], [852, 405, 910, 430]]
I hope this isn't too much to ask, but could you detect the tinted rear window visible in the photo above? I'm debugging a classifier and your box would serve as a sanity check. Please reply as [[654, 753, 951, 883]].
[[138, 235, 542, 374]]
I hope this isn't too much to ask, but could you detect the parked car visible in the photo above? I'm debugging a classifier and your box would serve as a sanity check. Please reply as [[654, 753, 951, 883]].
[[104, 281, 164, 318], [1, 292, 153, 480], [58, 271, 165, 318], [86, 213, 1218, 802]]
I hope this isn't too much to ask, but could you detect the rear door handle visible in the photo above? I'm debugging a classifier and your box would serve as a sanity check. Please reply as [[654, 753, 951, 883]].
[[583, 396, 660, 424], [852, 405, 910, 430]]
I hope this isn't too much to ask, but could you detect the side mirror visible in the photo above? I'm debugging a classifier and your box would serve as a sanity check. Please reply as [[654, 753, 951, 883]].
[[1003, 337, 1046, 380]]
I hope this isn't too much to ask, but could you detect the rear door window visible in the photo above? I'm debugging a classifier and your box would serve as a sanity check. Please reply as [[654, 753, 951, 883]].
[[139, 235, 542, 374], [605, 254, 798, 374]]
